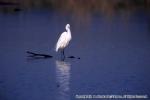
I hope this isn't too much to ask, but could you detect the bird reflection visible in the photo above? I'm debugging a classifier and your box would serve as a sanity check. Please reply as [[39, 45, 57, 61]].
[[55, 60, 71, 100]]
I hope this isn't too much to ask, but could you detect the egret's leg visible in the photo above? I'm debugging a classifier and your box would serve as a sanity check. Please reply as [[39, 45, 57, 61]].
[[60, 50, 63, 59], [62, 49, 65, 58], [60, 49, 65, 61]]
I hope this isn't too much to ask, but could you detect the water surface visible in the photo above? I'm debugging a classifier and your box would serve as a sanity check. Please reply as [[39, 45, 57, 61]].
[[0, 9, 150, 100]]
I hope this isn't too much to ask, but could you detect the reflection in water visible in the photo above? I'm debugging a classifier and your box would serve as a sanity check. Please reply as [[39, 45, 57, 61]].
[[55, 60, 71, 100]]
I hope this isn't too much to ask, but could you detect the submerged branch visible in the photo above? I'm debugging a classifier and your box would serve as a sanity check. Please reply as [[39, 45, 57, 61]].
[[26, 51, 80, 59], [26, 51, 53, 58]]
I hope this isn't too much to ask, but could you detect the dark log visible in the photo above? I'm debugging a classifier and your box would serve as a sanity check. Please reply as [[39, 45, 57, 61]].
[[26, 51, 53, 58], [26, 51, 80, 60], [68, 56, 75, 58]]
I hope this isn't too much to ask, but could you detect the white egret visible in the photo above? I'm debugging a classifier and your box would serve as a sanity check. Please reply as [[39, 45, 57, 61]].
[[56, 24, 72, 59]]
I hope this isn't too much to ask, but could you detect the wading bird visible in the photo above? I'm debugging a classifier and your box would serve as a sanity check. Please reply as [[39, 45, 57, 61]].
[[56, 24, 72, 60]]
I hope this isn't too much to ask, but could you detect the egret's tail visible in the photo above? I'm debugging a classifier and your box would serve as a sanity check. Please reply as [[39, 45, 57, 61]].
[[56, 48, 58, 52], [55, 45, 58, 52]]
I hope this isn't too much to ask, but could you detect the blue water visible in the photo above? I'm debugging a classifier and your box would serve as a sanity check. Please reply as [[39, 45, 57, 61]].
[[0, 9, 150, 100]]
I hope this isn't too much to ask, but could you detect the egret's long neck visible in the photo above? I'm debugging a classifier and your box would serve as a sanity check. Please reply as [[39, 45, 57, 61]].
[[66, 28, 71, 37]]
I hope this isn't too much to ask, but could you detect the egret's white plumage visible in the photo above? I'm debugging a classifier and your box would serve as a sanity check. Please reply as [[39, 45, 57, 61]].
[[56, 24, 72, 52]]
